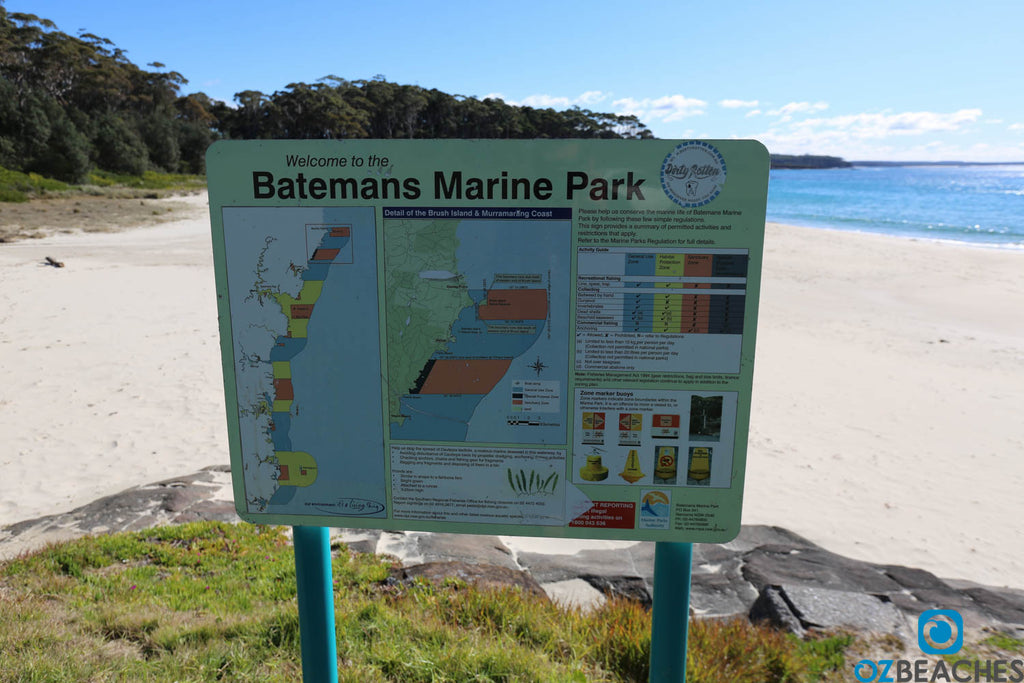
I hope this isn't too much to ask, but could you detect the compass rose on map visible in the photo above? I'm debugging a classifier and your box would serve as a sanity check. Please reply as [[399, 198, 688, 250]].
[[528, 356, 547, 377]]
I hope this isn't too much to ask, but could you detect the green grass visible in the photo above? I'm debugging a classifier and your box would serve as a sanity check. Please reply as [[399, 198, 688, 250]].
[[0, 522, 854, 682], [980, 632, 1024, 653], [0, 165, 203, 201], [0, 167, 71, 201], [86, 169, 206, 191], [944, 630, 1024, 667]]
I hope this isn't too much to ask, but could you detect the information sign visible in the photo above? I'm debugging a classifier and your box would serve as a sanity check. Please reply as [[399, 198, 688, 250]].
[[207, 139, 768, 542]]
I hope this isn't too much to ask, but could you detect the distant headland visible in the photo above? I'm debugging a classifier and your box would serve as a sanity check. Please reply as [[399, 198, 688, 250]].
[[769, 154, 852, 169], [770, 155, 1024, 169]]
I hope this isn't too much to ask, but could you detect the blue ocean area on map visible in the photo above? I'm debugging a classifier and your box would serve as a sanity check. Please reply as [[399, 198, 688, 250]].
[[392, 395, 491, 442]]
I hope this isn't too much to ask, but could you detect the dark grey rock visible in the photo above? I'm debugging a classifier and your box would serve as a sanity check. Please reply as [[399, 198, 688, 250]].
[[749, 585, 806, 637], [580, 575, 652, 605], [415, 533, 517, 569], [882, 565, 950, 590], [725, 525, 818, 552], [742, 545, 903, 594], [516, 543, 655, 586], [961, 587, 1024, 628], [334, 529, 382, 555], [1, 465, 237, 546], [690, 550, 759, 618], [398, 561, 548, 599], [777, 585, 909, 635]]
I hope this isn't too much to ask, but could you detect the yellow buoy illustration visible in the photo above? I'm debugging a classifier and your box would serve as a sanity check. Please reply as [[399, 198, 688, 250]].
[[688, 447, 712, 481], [653, 446, 678, 481], [579, 454, 609, 481], [619, 449, 645, 483]]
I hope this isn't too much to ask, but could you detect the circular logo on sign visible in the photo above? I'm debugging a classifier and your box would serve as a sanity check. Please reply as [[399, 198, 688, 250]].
[[661, 141, 726, 207]]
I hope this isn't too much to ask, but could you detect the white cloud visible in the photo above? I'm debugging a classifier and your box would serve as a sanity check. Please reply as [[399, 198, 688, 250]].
[[767, 101, 829, 121], [490, 91, 611, 109], [745, 109, 762, 118], [612, 95, 707, 122], [719, 99, 759, 109], [577, 90, 608, 106], [518, 94, 574, 109], [1009, 123, 1024, 131], [485, 91, 704, 122], [790, 109, 982, 138]]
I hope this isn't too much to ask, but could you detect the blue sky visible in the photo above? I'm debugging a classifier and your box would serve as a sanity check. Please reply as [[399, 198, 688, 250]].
[[27, 0, 1024, 161]]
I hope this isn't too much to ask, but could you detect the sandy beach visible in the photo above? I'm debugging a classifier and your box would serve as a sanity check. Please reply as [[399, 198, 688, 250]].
[[1, 193, 1021, 589]]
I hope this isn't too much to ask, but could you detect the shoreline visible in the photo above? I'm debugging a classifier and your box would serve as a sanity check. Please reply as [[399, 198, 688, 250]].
[[765, 218, 1024, 252], [1, 197, 1021, 589]]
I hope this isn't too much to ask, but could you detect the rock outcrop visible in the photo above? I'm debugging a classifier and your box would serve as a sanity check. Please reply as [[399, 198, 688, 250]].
[[3, 467, 1022, 643]]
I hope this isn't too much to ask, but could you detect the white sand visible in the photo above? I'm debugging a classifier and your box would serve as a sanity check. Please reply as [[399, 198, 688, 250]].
[[745, 223, 1024, 588], [0, 193, 227, 527], [1, 195, 1021, 589]]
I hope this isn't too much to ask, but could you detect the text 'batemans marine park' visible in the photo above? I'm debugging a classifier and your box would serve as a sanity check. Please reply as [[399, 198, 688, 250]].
[[251, 170, 647, 202]]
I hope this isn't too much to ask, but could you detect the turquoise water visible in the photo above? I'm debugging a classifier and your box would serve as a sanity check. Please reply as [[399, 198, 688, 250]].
[[767, 164, 1024, 247]]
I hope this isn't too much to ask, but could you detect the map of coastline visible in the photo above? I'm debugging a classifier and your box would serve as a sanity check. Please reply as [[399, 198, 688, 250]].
[[222, 207, 572, 519], [223, 207, 386, 517], [384, 216, 571, 444]]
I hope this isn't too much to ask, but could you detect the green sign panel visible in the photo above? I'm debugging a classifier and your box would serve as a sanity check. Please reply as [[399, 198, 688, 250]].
[[207, 139, 768, 542]]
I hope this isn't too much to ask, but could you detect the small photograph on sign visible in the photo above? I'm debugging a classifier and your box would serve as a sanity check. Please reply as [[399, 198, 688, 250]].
[[651, 413, 680, 439], [686, 447, 713, 486], [618, 412, 643, 446], [581, 411, 606, 445], [689, 395, 723, 441], [652, 445, 679, 485]]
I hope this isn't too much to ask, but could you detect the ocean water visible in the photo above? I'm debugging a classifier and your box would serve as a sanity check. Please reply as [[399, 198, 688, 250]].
[[766, 164, 1024, 248]]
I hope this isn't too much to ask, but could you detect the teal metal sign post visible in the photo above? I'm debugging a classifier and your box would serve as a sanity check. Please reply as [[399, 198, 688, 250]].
[[293, 526, 338, 682], [650, 542, 694, 681], [206, 139, 767, 682]]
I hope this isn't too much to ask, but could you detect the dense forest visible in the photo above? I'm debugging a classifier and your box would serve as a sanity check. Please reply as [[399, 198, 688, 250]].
[[0, 5, 653, 183]]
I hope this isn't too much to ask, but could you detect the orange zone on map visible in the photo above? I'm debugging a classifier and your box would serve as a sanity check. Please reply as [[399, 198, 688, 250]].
[[419, 358, 513, 395], [477, 289, 547, 320], [273, 378, 294, 400], [329, 226, 351, 237], [312, 248, 340, 261], [291, 304, 315, 319]]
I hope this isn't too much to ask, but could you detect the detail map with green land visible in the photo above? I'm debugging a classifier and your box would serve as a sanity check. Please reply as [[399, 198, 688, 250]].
[[384, 216, 570, 444]]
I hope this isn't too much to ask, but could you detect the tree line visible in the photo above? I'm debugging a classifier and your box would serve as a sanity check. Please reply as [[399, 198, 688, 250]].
[[0, 5, 653, 183]]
